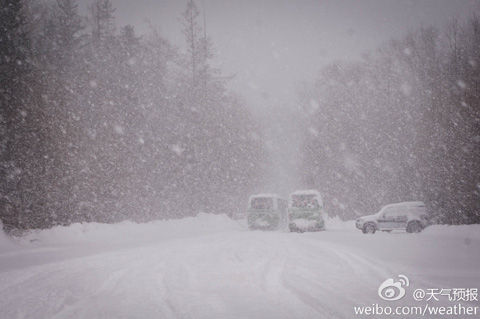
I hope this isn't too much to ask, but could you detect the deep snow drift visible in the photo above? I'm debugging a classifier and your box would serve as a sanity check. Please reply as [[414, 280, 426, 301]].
[[0, 220, 15, 252], [16, 213, 244, 247], [0, 214, 479, 319]]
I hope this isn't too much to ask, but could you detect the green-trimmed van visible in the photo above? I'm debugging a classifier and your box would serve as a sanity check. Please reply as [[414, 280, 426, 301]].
[[288, 190, 325, 232], [247, 194, 288, 230]]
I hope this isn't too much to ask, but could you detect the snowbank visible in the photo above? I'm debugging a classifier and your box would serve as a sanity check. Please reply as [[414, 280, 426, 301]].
[[422, 223, 480, 241], [0, 220, 16, 252], [20, 213, 243, 247], [9, 211, 480, 249]]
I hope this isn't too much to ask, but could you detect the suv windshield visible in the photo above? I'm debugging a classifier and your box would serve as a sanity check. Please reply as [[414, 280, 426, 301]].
[[250, 197, 274, 210], [291, 194, 319, 209]]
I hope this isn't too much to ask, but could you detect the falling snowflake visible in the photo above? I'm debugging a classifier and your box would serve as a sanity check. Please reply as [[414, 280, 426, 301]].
[[343, 154, 361, 174], [171, 144, 184, 156], [400, 83, 412, 96], [309, 99, 319, 112], [114, 125, 124, 135], [457, 80, 467, 89], [308, 127, 319, 137]]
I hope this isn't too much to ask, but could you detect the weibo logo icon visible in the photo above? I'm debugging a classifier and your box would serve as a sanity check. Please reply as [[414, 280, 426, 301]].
[[378, 274, 410, 301]]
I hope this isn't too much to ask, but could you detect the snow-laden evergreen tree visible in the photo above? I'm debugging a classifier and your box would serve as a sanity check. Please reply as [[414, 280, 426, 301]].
[[0, 0, 266, 228], [299, 18, 480, 224], [0, 0, 43, 229]]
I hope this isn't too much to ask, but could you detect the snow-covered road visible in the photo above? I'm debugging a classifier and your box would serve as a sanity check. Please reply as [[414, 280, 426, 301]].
[[0, 215, 479, 319]]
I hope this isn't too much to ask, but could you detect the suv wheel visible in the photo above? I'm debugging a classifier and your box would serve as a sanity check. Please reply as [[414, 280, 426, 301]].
[[406, 221, 422, 233], [362, 223, 376, 234]]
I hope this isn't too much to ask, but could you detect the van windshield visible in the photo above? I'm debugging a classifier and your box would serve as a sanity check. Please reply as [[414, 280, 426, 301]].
[[250, 197, 274, 210], [291, 194, 319, 209]]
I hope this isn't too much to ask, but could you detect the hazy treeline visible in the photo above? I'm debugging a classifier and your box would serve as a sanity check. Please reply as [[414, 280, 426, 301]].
[[299, 17, 480, 224], [0, 0, 265, 229]]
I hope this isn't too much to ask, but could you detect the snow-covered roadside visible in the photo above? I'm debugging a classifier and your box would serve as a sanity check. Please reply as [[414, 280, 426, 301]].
[[1, 213, 351, 252], [2, 213, 479, 251], [0, 220, 15, 252], [2, 213, 243, 250], [0, 213, 246, 271], [422, 223, 480, 241]]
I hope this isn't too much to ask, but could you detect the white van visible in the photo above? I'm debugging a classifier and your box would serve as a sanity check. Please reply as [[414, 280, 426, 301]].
[[288, 190, 325, 232], [247, 194, 288, 230]]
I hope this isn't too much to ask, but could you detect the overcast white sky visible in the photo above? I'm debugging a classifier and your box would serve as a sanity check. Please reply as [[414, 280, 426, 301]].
[[91, 0, 479, 109]]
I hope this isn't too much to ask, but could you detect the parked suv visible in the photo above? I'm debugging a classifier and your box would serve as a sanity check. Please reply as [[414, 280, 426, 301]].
[[356, 201, 430, 234]]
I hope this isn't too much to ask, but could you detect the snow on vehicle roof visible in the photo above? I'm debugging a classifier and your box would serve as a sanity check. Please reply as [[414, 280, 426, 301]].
[[290, 189, 321, 197], [383, 201, 425, 208], [249, 193, 281, 200], [289, 189, 324, 207]]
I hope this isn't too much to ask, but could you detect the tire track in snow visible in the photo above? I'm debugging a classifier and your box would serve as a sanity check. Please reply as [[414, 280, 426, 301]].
[[276, 233, 399, 318], [1, 228, 451, 319]]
